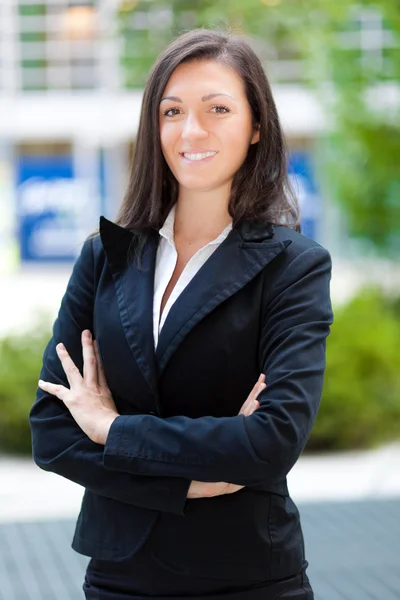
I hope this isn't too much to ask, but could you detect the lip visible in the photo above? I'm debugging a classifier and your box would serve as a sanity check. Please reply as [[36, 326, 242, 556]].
[[179, 150, 219, 165], [180, 150, 218, 155]]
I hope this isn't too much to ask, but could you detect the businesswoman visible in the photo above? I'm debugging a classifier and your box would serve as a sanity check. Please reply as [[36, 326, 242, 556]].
[[30, 29, 333, 599]]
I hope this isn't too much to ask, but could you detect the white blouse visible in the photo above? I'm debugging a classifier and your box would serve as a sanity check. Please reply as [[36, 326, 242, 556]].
[[153, 205, 232, 348]]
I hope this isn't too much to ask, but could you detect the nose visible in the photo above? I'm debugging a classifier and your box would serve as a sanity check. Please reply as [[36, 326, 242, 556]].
[[181, 113, 209, 141]]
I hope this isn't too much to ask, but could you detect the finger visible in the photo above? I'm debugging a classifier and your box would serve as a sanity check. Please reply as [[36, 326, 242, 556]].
[[240, 404, 250, 417], [238, 375, 267, 416], [56, 343, 83, 388], [244, 399, 260, 417], [256, 382, 266, 398], [82, 330, 98, 388], [38, 379, 69, 401], [241, 379, 265, 413], [239, 396, 252, 415], [252, 377, 266, 399], [244, 387, 263, 416], [94, 340, 108, 389], [248, 400, 260, 417], [239, 393, 257, 416], [241, 395, 258, 417], [211, 482, 231, 497], [241, 380, 261, 412], [226, 484, 245, 494]]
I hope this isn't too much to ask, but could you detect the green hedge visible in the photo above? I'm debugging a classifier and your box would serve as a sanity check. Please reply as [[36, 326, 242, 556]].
[[307, 287, 400, 451], [0, 318, 51, 455], [0, 288, 399, 455]]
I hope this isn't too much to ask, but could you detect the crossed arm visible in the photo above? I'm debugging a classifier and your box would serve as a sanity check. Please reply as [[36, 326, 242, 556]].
[[38, 331, 264, 499]]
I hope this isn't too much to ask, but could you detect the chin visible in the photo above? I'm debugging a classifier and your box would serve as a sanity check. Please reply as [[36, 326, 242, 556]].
[[179, 181, 219, 193], [176, 174, 222, 191]]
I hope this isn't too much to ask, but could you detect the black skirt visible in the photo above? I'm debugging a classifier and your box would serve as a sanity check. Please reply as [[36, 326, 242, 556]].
[[83, 533, 314, 600]]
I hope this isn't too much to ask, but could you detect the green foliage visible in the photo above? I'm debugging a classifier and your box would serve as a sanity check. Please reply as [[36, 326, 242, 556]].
[[0, 320, 51, 455], [308, 288, 400, 451], [0, 289, 399, 455], [321, 118, 400, 257], [309, 3, 400, 257]]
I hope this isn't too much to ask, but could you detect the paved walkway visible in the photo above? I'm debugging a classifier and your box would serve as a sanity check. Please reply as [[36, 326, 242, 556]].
[[1, 500, 399, 600], [1, 444, 399, 599]]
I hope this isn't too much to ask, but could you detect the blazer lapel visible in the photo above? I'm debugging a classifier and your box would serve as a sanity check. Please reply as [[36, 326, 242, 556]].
[[99, 216, 159, 398], [156, 221, 292, 375]]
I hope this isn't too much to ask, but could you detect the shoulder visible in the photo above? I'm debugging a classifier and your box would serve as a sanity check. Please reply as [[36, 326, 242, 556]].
[[77, 232, 105, 261], [90, 231, 105, 257], [263, 225, 333, 301], [273, 225, 331, 263], [74, 233, 106, 280], [270, 225, 332, 285]]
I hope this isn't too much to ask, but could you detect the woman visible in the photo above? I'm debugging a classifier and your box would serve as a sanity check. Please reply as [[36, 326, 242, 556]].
[[30, 28, 333, 600]]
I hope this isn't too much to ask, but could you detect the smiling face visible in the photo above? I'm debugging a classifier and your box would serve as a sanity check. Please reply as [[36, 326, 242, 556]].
[[159, 59, 260, 195]]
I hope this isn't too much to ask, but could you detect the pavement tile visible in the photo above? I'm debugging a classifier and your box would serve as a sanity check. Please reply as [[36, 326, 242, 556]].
[[0, 499, 399, 600]]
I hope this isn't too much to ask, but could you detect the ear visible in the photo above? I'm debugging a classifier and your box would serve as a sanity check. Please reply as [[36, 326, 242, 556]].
[[250, 124, 260, 145]]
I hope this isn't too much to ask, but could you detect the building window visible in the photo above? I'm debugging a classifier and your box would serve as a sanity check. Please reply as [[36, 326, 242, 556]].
[[17, 0, 98, 90]]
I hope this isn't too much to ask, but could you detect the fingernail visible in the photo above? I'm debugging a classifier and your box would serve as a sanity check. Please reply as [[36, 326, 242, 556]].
[[56, 343, 64, 351], [84, 330, 91, 339]]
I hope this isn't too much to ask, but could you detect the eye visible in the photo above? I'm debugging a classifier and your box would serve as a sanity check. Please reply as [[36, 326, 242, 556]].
[[163, 107, 181, 117], [210, 104, 230, 114]]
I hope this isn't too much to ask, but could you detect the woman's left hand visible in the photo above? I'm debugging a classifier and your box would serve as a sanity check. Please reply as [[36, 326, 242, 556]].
[[38, 330, 119, 445]]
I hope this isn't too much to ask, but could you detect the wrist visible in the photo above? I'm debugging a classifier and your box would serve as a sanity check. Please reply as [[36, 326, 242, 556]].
[[96, 412, 119, 445]]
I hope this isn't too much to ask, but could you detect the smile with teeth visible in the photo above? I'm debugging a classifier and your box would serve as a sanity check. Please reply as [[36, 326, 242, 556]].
[[181, 151, 218, 161]]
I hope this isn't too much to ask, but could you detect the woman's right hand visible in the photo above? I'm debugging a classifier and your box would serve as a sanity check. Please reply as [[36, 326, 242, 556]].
[[187, 374, 266, 499]]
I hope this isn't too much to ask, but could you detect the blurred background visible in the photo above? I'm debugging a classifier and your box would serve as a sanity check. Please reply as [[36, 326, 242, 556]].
[[0, 1, 399, 599]]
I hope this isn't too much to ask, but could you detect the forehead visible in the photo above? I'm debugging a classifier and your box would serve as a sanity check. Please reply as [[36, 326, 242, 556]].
[[162, 59, 246, 97]]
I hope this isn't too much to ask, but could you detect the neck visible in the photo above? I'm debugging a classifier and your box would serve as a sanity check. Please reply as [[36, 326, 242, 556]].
[[174, 185, 232, 243]]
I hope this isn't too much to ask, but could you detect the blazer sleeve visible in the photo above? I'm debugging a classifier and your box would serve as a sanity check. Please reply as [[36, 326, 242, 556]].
[[29, 238, 190, 515], [103, 246, 334, 486]]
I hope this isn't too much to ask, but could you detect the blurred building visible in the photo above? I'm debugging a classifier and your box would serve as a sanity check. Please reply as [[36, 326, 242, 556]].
[[0, 0, 395, 269]]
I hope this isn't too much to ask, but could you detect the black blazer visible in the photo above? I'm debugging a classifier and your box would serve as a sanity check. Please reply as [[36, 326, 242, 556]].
[[29, 216, 333, 583]]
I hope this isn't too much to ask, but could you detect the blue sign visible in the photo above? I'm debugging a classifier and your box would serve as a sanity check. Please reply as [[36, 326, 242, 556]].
[[289, 151, 321, 241], [17, 154, 100, 262]]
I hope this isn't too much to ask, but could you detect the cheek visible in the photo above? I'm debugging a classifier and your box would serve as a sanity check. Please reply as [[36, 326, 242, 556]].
[[159, 131, 169, 159], [223, 115, 252, 141], [160, 123, 179, 157], [223, 122, 253, 162]]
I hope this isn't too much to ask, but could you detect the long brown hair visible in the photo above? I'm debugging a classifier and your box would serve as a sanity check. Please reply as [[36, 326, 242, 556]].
[[117, 28, 300, 233]]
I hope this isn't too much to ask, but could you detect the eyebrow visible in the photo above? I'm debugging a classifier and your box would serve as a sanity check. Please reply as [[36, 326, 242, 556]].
[[160, 93, 235, 103]]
